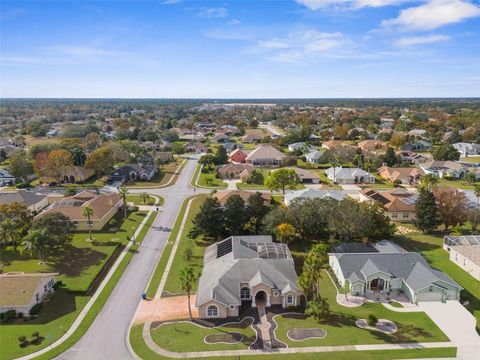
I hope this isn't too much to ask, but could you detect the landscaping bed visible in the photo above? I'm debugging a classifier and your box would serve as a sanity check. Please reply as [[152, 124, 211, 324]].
[[356, 319, 398, 334], [288, 327, 327, 341], [204, 332, 243, 344]]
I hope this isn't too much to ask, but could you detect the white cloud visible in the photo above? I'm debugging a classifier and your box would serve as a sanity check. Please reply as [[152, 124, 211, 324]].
[[393, 34, 451, 46], [295, 0, 410, 10], [161, 0, 181, 4], [197, 7, 228, 18], [253, 30, 348, 62], [383, 0, 480, 30], [228, 19, 241, 25]]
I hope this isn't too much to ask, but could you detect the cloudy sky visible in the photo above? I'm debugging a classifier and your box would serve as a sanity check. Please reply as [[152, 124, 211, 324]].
[[1, 0, 479, 98]]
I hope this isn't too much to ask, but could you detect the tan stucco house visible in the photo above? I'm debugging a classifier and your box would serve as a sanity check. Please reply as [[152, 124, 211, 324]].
[[196, 236, 301, 319]]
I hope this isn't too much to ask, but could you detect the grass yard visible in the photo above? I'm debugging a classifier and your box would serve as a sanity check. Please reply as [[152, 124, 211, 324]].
[[126, 194, 157, 206], [0, 210, 148, 293], [150, 319, 256, 352], [393, 231, 480, 332], [362, 174, 395, 189], [130, 324, 456, 360], [0, 211, 157, 360], [163, 195, 210, 294], [237, 167, 306, 191], [460, 156, 480, 164], [128, 159, 185, 188], [198, 171, 227, 188], [437, 178, 477, 190], [275, 271, 449, 347], [313, 170, 342, 189]]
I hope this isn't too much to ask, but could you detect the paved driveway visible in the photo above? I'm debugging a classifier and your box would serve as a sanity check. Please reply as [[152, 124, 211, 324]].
[[419, 301, 480, 359]]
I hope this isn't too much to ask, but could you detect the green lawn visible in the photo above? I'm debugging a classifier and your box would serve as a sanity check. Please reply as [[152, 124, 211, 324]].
[[275, 271, 449, 347], [460, 156, 480, 164], [362, 174, 395, 189], [163, 195, 210, 294], [393, 231, 480, 331], [437, 178, 477, 190], [0, 210, 148, 293], [151, 319, 256, 352], [313, 170, 342, 189], [198, 171, 227, 188], [130, 324, 456, 360], [0, 211, 157, 360], [126, 194, 157, 206], [128, 159, 185, 188]]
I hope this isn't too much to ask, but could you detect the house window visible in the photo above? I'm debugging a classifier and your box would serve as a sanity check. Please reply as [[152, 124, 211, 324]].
[[273, 290, 280, 297], [286, 295, 294, 305], [240, 287, 251, 300], [36, 293, 39, 302], [403, 213, 409, 218], [207, 305, 219, 317], [392, 213, 398, 218], [44, 285, 47, 292]]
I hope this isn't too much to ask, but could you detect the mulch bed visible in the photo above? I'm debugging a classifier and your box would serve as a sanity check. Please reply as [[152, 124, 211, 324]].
[[288, 328, 327, 341], [204, 332, 243, 344], [355, 319, 398, 334]]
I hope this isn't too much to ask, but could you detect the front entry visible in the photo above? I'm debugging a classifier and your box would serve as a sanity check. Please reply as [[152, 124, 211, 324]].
[[370, 278, 385, 290], [254, 290, 267, 307]]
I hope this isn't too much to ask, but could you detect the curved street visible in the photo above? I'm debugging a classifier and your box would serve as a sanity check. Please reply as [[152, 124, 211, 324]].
[[57, 156, 205, 360]]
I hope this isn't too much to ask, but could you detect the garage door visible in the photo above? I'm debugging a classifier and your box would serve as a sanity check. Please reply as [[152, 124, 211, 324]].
[[416, 290, 443, 302]]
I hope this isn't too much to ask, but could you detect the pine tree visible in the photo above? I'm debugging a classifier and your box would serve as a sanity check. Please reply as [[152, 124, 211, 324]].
[[415, 189, 441, 233]]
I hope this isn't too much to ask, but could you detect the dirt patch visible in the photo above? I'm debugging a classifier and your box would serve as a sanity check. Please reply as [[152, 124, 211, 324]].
[[204, 332, 243, 344], [288, 328, 327, 341]]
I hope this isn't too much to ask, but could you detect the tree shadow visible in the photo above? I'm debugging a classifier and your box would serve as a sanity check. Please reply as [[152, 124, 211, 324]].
[[47, 244, 107, 277], [392, 234, 439, 252]]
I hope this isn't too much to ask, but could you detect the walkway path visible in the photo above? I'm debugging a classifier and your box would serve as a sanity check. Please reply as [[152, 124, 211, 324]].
[[257, 305, 271, 350]]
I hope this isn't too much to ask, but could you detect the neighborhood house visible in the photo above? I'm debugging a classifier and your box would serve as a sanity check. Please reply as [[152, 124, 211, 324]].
[[245, 145, 287, 168], [443, 236, 480, 281], [325, 167, 375, 184], [196, 236, 301, 318], [329, 240, 462, 303]]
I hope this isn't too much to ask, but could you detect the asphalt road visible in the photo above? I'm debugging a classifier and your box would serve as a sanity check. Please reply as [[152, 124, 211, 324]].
[[57, 156, 204, 360]]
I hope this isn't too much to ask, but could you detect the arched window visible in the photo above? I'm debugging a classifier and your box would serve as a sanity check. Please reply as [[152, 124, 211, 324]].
[[286, 295, 294, 305], [207, 305, 218, 317], [240, 287, 250, 300]]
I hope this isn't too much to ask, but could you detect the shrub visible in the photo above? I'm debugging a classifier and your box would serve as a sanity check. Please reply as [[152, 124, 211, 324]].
[[15, 182, 29, 189], [17, 312, 24, 319], [29, 303, 43, 316], [18, 336, 27, 342], [53, 280, 63, 290], [4, 310, 16, 321], [32, 331, 40, 338], [367, 314, 378, 326], [393, 179, 402, 187]]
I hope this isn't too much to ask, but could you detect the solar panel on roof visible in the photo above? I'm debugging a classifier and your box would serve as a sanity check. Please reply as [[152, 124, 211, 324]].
[[217, 238, 232, 258]]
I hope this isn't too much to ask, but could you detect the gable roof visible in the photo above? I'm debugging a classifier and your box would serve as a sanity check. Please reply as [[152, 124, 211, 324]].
[[197, 236, 299, 307], [246, 145, 287, 161], [0, 190, 46, 207]]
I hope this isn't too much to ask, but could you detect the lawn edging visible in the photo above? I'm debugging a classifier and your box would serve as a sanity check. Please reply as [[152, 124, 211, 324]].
[[14, 210, 157, 360], [127, 158, 187, 189]]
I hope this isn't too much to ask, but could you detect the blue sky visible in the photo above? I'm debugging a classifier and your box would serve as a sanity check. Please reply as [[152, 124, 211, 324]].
[[1, 0, 479, 98]]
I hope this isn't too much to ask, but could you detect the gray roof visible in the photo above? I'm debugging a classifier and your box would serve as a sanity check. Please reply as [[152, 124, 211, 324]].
[[284, 188, 348, 206], [333, 248, 461, 291], [0, 169, 14, 179], [325, 167, 371, 180], [0, 190, 46, 207], [196, 236, 299, 307]]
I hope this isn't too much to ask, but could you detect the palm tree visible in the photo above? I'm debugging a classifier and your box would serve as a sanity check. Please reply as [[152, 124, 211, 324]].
[[420, 174, 439, 191], [140, 192, 149, 204], [180, 266, 198, 320], [119, 186, 129, 219], [22, 229, 48, 264], [0, 218, 19, 250], [82, 205, 94, 241]]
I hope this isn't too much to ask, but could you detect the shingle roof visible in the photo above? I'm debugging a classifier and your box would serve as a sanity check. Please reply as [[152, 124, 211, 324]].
[[196, 236, 299, 307], [0, 273, 57, 307], [245, 145, 287, 161], [0, 190, 46, 207]]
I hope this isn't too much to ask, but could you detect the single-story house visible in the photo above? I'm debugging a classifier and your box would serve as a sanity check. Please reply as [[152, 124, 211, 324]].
[[35, 191, 121, 231], [213, 190, 271, 206], [196, 235, 301, 318], [402, 140, 432, 152], [109, 164, 157, 184], [321, 140, 348, 150], [155, 152, 174, 164], [245, 145, 287, 168], [218, 163, 253, 179], [288, 167, 320, 184], [452, 143, 480, 157], [325, 167, 375, 184], [0, 272, 57, 314], [443, 236, 480, 281], [0, 190, 48, 212], [0, 169, 15, 186], [287, 142, 314, 153], [377, 166, 424, 185], [241, 130, 264, 143], [229, 148, 249, 164], [360, 188, 417, 222], [184, 142, 207, 154], [399, 151, 426, 165], [357, 140, 388, 152], [284, 188, 348, 206], [329, 240, 462, 303], [421, 161, 468, 179], [305, 150, 324, 164], [61, 166, 95, 184], [221, 142, 240, 153]]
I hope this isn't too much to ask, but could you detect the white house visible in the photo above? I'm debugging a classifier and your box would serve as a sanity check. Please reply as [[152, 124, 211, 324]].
[[305, 150, 324, 164], [443, 236, 480, 281], [325, 167, 375, 184], [452, 143, 480, 157], [421, 161, 468, 179], [0, 273, 57, 314]]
